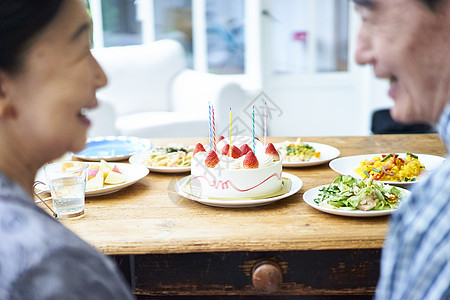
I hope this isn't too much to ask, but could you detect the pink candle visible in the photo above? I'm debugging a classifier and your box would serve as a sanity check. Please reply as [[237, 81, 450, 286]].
[[252, 106, 255, 153]]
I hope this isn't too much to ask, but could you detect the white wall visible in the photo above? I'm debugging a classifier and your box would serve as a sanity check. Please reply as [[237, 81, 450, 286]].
[[253, 64, 393, 138], [261, 85, 367, 137]]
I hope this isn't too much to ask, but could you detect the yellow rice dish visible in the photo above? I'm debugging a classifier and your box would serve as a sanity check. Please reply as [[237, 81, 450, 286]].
[[355, 153, 425, 182]]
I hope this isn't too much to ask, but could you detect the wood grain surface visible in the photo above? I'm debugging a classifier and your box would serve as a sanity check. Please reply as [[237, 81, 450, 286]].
[[39, 134, 447, 256]]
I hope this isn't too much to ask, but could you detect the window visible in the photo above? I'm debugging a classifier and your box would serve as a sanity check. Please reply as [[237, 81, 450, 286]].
[[89, 0, 350, 78], [205, 0, 245, 74], [88, 0, 141, 47], [153, 0, 193, 67]]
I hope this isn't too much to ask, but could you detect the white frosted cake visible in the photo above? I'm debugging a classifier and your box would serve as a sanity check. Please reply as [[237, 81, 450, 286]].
[[190, 136, 283, 198]]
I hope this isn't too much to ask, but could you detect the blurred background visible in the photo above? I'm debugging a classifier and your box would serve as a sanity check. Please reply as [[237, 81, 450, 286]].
[[86, 0, 394, 137]]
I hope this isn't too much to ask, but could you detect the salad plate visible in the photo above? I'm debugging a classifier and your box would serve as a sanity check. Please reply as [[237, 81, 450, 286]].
[[175, 172, 302, 208], [274, 142, 340, 167], [73, 136, 152, 161], [35, 162, 149, 197], [329, 153, 445, 186], [303, 182, 410, 217], [129, 151, 191, 173]]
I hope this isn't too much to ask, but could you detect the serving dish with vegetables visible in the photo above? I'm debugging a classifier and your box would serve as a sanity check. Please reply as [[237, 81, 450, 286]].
[[303, 175, 410, 217], [329, 153, 444, 186], [275, 138, 340, 167], [355, 153, 424, 182]]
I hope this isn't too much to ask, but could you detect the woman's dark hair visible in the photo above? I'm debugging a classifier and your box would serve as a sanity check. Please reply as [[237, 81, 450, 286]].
[[0, 0, 64, 74]]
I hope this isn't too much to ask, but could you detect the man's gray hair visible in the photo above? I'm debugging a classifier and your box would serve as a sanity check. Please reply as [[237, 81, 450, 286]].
[[353, 0, 444, 11]]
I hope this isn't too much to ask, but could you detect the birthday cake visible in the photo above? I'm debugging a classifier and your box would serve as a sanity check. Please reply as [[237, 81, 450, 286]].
[[190, 136, 283, 198]]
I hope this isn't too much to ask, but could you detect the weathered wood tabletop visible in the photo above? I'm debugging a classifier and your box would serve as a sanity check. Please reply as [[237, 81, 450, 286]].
[[39, 134, 448, 297]]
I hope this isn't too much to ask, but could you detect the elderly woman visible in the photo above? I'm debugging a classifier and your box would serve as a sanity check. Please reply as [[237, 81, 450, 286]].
[[0, 0, 134, 298], [353, 0, 450, 299]]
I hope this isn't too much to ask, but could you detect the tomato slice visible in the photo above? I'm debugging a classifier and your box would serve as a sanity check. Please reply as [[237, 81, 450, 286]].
[[373, 173, 383, 180]]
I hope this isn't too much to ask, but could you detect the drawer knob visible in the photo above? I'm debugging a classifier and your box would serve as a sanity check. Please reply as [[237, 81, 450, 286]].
[[252, 261, 282, 293]]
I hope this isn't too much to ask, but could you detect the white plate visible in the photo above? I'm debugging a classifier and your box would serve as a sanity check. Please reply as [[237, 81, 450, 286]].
[[35, 163, 149, 197], [175, 172, 302, 208], [129, 151, 191, 173], [329, 153, 445, 186], [275, 142, 340, 167], [73, 136, 152, 161], [303, 184, 410, 217]]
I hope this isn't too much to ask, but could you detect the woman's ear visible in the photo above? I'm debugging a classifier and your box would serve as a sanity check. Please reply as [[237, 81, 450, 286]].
[[0, 71, 17, 119]]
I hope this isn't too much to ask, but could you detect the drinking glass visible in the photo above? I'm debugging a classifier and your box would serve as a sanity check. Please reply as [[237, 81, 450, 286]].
[[44, 161, 88, 219]]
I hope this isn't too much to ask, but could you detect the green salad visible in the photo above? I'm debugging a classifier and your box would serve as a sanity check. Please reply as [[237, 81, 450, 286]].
[[314, 175, 404, 211]]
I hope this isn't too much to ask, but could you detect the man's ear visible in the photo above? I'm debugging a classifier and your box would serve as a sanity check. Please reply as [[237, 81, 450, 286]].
[[0, 71, 17, 119]]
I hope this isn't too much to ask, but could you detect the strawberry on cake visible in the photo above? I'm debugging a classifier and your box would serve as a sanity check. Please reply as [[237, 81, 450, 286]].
[[190, 136, 283, 198]]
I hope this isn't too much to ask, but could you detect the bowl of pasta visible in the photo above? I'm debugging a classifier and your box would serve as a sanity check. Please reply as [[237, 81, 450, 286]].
[[129, 144, 194, 173]]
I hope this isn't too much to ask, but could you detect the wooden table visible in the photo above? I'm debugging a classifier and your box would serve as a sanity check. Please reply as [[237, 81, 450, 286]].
[[43, 134, 447, 298]]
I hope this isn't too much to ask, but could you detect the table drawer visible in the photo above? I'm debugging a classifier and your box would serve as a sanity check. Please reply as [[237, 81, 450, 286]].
[[116, 249, 380, 297]]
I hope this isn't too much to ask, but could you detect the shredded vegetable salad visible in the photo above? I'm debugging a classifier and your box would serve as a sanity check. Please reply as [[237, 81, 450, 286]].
[[276, 138, 320, 162], [314, 175, 404, 211], [143, 144, 193, 167], [355, 153, 425, 182]]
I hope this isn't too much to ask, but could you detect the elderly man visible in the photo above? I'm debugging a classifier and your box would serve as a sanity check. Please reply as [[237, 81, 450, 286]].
[[353, 0, 450, 299]]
